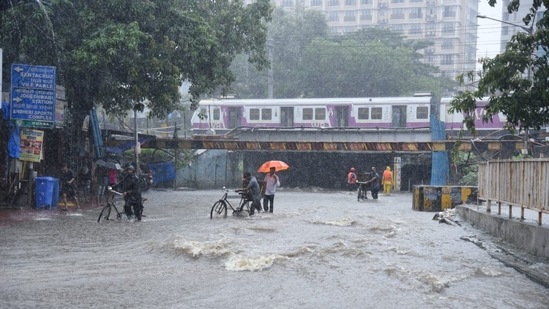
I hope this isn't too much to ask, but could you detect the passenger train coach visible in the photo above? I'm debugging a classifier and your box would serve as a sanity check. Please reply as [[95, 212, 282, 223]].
[[190, 96, 509, 136]]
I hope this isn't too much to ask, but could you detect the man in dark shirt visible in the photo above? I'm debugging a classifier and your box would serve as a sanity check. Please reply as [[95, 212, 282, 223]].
[[242, 171, 262, 216], [61, 164, 79, 210], [112, 165, 143, 221]]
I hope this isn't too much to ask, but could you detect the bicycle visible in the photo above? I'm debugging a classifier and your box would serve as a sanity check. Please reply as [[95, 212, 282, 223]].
[[357, 181, 370, 201], [210, 187, 254, 219], [97, 188, 148, 222]]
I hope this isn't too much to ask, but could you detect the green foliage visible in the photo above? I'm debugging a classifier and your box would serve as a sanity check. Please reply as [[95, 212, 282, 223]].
[[450, 2, 549, 134], [230, 8, 454, 98], [452, 151, 478, 186], [0, 0, 273, 118]]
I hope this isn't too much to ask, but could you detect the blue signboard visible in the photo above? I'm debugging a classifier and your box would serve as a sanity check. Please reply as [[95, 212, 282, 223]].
[[10, 64, 57, 128]]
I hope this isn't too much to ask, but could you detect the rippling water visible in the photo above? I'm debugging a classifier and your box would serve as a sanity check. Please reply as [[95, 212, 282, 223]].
[[0, 189, 548, 308]]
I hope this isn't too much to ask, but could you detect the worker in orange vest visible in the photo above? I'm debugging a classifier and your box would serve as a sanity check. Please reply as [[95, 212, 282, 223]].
[[382, 166, 393, 195], [347, 167, 357, 191]]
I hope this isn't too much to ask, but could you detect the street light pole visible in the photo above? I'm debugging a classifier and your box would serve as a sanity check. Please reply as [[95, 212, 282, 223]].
[[476, 14, 534, 156]]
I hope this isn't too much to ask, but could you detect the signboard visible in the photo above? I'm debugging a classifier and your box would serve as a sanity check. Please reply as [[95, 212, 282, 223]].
[[20, 128, 44, 163], [10, 64, 56, 128]]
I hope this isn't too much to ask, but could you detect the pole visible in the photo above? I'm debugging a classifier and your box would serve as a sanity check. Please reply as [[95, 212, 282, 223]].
[[267, 38, 274, 99], [134, 107, 139, 171]]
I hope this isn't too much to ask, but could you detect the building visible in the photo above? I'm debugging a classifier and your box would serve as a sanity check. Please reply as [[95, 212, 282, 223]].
[[271, 0, 479, 81]]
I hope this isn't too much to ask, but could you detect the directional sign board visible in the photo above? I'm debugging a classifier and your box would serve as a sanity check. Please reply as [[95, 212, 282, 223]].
[[10, 64, 56, 128]]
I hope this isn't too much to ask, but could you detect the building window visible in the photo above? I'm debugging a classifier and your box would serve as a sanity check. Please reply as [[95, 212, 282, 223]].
[[416, 106, 429, 119], [345, 0, 356, 5], [315, 108, 326, 120], [441, 38, 454, 49], [409, 24, 422, 35], [442, 22, 455, 35], [328, 0, 339, 6], [441, 55, 454, 65], [360, 9, 372, 20], [409, 8, 422, 19], [328, 11, 339, 22], [344, 10, 356, 21], [281, 0, 293, 7], [358, 107, 370, 120], [443, 6, 456, 18], [391, 8, 405, 19], [311, 0, 322, 5], [371, 107, 383, 120], [361, 0, 372, 4], [391, 0, 404, 3]]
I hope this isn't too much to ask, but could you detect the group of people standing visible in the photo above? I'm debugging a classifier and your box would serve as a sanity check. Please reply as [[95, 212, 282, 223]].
[[347, 165, 394, 199], [240, 166, 281, 216]]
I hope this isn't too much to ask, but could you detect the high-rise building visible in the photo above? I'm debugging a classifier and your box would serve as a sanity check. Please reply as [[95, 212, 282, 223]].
[[272, 0, 479, 80]]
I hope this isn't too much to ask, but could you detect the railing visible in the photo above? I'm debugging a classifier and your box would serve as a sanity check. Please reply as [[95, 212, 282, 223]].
[[478, 159, 549, 225]]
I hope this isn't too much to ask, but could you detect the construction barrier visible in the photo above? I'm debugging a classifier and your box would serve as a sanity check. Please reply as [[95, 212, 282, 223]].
[[413, 185, 477, 212]]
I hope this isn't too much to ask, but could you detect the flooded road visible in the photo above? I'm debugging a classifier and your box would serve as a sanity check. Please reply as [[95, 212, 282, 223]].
[[1, 189, 548, 308]]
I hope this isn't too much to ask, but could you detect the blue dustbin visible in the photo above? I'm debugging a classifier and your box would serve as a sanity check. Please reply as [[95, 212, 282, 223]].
[[35, 177, 59, 209]]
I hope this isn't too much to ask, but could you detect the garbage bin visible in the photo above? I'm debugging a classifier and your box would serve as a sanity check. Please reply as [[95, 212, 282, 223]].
[[35, 177, 59, 209]]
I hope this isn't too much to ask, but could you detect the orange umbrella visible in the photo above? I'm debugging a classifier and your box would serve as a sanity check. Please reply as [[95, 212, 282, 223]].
[[257, 160, 289, 173]]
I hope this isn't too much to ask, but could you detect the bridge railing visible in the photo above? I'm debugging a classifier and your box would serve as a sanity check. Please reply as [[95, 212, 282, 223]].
[[478, 159, 549, 225]]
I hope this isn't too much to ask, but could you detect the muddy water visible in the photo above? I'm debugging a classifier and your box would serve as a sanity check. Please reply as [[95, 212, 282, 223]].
[[0, 189, 548, 308]]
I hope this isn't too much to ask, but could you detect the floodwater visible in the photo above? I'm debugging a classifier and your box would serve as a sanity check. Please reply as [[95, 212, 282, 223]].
[[0, 189, 548, 308]]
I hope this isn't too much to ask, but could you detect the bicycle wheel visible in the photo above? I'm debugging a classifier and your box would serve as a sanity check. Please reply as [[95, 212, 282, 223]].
[[210, 200, 227, 219], [239, 199, 252, 215], [97, 204, 112, 222]]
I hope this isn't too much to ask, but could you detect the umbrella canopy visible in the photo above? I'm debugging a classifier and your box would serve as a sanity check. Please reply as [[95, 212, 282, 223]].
[[258, 160, 289, 173], [96, 159, 122, 170]]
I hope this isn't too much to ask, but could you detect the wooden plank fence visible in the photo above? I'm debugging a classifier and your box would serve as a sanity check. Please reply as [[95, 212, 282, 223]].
[[478, 159, 549, 225]]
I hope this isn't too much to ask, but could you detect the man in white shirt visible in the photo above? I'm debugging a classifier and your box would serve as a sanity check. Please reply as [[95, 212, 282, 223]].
[[262, 167, 280, 213]]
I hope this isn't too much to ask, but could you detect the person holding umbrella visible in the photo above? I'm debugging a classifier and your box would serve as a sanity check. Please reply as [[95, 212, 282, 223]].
[[262, 167, 280, 213]]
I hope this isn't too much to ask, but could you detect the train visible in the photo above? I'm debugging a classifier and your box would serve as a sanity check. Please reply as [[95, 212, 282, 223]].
[[190, 95, 511, 137]]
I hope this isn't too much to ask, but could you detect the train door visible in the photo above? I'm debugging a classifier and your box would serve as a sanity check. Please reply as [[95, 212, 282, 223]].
[[392, 106, 407, 128], [281, 107, 294, 127], [228, 107, 241, 129], [335, 106, 349, 127]]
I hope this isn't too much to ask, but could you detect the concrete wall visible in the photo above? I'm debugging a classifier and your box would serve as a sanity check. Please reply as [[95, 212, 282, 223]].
[[457, 205, 549, 258]]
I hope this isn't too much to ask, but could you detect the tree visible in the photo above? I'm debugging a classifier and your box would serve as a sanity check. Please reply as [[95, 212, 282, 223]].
[[0, 0, 273, 118], [450, 1, 549, 135], [231, 8, 453, 98]]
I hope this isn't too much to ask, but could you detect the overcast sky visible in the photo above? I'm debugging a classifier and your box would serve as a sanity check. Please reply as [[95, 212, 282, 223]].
[[477, 1, 503, 61]]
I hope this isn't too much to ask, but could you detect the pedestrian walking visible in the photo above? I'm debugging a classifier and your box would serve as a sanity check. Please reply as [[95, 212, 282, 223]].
[[382, 166, 393, 195], [347, 167, 357, 191], [262, 167, 280, 213], [368, 167, 381, 200], [60, 164, 80, 210]]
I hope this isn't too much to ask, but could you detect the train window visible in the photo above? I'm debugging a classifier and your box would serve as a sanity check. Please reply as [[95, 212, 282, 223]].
[[200, 108, 207, 119], [371, 107, 382, 119], [250, 108, 260, 120], [262, 109, 272, 120], [315, 108, 326, 120], [416, 106, 428, 119], [213, 108, 220, 120], [303, 108, 313, 120], [357, 107, 369, 120]]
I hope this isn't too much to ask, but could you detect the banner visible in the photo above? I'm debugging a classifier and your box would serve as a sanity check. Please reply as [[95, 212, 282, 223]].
[[20, 128, 44, 162]]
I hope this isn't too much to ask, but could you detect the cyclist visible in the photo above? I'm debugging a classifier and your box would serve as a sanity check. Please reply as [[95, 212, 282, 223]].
[[111, 165, 143, 221]]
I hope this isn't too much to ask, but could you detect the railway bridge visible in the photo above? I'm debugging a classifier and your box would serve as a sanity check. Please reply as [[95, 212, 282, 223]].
[[106, 127, 527, 190]]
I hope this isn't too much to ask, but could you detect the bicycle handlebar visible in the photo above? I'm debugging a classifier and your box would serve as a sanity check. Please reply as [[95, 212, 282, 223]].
[[107, 187, 124, 196]]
